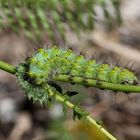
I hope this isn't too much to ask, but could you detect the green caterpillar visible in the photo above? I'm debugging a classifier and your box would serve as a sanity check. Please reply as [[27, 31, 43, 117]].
[[15, 46, 138, 105], [27, 46, 137, 86]]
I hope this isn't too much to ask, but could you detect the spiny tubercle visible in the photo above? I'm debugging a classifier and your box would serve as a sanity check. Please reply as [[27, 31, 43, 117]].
[[27, 46, 138, 85]]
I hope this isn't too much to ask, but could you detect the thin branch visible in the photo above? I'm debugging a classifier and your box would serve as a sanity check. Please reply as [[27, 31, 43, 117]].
[[0, 60, 16, 74], [53, 74, 140, 93], [47, 88, 117, 140]]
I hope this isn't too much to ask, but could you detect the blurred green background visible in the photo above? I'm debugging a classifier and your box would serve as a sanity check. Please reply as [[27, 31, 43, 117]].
[[0, 0, 140, 140]]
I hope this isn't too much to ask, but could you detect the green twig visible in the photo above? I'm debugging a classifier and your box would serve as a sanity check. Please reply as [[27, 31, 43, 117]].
[[0, 60, 16, 74], [47, 88, 117, 140], [53, 74, 140, 93]]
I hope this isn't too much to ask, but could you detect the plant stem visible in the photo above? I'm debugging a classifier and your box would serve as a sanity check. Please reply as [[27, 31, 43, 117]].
[[0, 60, 123, 139], [0, 60, 16, 74], [53, 74, 140, 93], [47, 88, 117, 140]]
